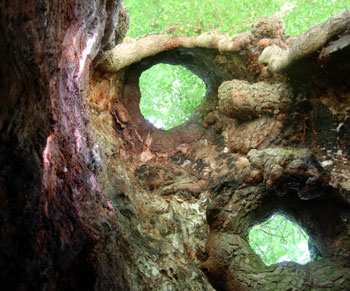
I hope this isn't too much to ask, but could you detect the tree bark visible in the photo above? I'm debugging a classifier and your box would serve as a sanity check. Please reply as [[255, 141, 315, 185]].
[[1, 2, 350, 290]]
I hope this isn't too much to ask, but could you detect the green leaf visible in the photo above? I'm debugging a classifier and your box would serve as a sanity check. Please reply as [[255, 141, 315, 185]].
[[249, 214, 313, 266]]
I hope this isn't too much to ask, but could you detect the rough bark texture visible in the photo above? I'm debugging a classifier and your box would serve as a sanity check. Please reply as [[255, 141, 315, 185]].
[[1, 0, 128, 290], [97, 31, 252, 73], [258, 10, 350, 72], [1, 2, 350, 290], [218, 80, 293, 120]]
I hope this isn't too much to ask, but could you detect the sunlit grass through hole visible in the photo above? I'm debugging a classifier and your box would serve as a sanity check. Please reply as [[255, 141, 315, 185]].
[[139, 64, 206, 130], [249, 214, 317, 266]]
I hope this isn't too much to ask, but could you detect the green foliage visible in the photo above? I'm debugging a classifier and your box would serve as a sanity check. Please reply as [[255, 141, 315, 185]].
[[139, 64, 206, 130], [249, 215, 311, 265], [124, 0, 349, 37], [308, 239, 323, 261], [282, 0, 350, 35]]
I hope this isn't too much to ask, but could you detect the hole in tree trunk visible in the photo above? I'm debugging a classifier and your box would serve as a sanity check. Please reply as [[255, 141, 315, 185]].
[[248, 214, 321, 266], [139, 64, 206, 130]]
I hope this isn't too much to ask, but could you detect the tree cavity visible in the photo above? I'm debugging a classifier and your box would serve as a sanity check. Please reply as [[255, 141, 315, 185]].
[[249, 214, 316, 266], [139, 64, 206, 130]]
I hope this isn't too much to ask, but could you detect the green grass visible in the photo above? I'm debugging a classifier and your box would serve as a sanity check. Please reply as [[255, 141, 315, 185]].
[[283, 0, 350, 35], [124, 0, 349, 38]]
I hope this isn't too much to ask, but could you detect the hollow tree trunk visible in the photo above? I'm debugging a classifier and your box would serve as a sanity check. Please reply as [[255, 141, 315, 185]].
[[1, 2, 350, 290], [0, 1, 129, 290]]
